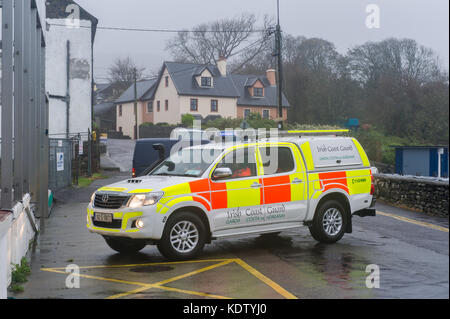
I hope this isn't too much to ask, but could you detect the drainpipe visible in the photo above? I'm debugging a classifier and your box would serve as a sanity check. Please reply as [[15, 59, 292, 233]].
[[66, 40, 71, 138]]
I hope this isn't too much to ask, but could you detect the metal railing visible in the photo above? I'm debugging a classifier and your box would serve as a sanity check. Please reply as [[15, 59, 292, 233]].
[[1, 0, 48, 217]]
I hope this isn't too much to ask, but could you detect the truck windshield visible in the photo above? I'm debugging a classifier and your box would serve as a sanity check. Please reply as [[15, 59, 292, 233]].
[[149, 148, 220, 177]]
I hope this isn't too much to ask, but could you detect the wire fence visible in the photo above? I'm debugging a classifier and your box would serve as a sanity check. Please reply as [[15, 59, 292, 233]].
[[48, 139, 74, 190]]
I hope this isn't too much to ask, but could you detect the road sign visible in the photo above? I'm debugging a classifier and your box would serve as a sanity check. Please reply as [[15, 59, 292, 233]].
[[57, 152, 64, 171]]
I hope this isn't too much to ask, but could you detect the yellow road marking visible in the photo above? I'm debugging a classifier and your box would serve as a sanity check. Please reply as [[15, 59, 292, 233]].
[[155, 285, 232, 299], [377, 211, 449, 233], [234, 259, 298, 300], [106, 284, 232, 300], [41, 258, 297, 300], [41, 268, 148, 287], [106, 260, 233, 299], [43, 262, 232, 299], [153, 260, 233, 286], [106, 285, 155, 299], [44, 258, 232, 270]]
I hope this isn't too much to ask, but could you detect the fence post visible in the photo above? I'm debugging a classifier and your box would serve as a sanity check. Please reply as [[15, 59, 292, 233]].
[[88, 129, 92, 177], [1, 0, 14, 210]]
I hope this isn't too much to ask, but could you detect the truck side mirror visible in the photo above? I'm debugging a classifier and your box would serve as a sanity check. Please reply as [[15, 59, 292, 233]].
[[212, 167, 233, 180]]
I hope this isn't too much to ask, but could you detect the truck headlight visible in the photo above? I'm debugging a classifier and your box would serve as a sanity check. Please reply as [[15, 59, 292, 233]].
[[128, 192, 164, 208], [90, 192, 96, 206]]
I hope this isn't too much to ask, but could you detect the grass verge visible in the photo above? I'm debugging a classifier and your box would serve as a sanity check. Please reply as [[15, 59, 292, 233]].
[[9, 257, 31, 294], [76, 173, 107, 188]]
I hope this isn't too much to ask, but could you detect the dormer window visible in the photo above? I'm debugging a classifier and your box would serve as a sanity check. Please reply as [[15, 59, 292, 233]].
[[253, 87, 264, 97], [201, 77, 212, 87]]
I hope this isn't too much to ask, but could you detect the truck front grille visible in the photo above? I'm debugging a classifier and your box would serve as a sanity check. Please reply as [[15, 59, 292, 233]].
[[94, 194, 130, 209]]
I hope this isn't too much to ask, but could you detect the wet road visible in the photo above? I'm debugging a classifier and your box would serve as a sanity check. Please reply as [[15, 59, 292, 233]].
[[17, 174, 449, 299]]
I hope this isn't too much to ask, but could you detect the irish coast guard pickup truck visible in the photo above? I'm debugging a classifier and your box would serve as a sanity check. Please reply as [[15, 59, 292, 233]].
[[87, 132, 376, 260]]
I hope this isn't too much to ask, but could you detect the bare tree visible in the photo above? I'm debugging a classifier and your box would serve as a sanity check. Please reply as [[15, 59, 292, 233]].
[[348, 38, 442, 86], [166, 13, 273, 71], [107, 57, 146, 98]]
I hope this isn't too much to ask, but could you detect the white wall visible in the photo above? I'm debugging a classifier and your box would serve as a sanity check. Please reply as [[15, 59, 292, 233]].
[[0, 195, 38, 299], [0, 214, 12, 299], [153, 68, 181, 125], [116, 102, 139, 139], [45, 18, 93, 139]]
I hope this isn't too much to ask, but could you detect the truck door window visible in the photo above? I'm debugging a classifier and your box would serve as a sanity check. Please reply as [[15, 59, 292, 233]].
[[214, 147, 257, 180], [260, 147, 295, 175]]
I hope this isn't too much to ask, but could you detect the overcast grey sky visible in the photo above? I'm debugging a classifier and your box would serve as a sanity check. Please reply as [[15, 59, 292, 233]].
[[73, 0, 449, 82]]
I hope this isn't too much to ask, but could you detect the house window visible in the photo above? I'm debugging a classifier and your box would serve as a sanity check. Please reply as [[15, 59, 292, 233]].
[[244, 109, 251, 118], [119, 105, 123, 117], [157, 101, 161, 112], [201, 77, 212, 87], [165, 76, 169, 87], [211, 100, 218, 112], [263, 109, 270, 119], [253, 87, 264, 97], [147, 101, 153, 113], [190, 99, 198, 111], [165, 100, 169, 111]]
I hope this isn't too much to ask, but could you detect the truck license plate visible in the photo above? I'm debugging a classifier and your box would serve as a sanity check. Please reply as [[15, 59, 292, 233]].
[[94, 213, 113, 223]]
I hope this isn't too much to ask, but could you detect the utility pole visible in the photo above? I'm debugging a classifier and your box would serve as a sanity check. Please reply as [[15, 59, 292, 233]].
[[275, 0, 284, 130], [133, 68, 139, 140]]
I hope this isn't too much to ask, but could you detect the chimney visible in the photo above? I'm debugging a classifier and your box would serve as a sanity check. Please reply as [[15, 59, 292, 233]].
[[266, 69, 276, 86], [217, 56, 227, 77]]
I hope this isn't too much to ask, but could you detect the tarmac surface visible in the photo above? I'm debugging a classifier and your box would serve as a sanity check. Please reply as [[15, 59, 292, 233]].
[[13, 172, 449, 299]]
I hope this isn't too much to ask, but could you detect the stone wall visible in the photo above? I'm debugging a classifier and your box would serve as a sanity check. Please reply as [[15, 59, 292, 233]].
[[374, 174, 449, 216]]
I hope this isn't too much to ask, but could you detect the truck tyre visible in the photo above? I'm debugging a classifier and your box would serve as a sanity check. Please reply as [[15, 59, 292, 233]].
[[309, 200, 348, 244], [104, 236, 147, 254], [157, 211, 207, 261]]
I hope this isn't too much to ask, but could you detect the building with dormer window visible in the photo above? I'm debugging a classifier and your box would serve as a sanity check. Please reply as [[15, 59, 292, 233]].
[[114, 58, 290, 137]]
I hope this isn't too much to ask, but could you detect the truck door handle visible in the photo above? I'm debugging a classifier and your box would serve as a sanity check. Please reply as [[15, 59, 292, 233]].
[[292, 178, 303, 184], [251, 182, 262, 188]]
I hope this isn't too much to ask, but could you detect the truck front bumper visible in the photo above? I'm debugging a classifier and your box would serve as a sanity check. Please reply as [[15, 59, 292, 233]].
[[86, 204, 165, 240]]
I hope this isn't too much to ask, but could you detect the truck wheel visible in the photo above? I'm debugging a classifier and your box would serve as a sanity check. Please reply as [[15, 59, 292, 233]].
[[157, 211, 206, 261], [309, 200, 348, 244], [104, 236, 147, 254]]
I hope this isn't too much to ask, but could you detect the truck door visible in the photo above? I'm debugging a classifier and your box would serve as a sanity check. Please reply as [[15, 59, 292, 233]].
[[258, 143, 308, 223], [209, 146, 264, 230]]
